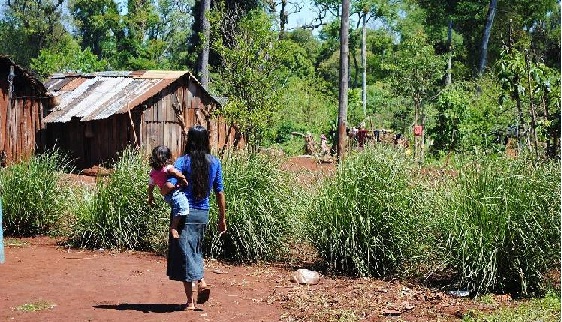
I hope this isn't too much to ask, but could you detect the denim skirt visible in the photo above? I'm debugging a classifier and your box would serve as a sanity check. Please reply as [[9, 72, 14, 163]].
[[167, 208, 209, 282]]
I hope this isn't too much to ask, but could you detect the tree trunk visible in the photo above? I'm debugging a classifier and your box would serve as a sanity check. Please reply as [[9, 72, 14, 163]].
[[413, 95, 420, 162], [478, 0, 497, 76], [362, 12, 367, 117], [337, 0, 350, 162], [279, 0, 288, 37], [525, 52, 539, 159], [198, 0, 211, 89], [446, 18, 452, 86]]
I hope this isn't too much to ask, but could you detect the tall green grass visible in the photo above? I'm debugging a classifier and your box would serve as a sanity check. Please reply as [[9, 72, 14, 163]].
[[2, 143, 557, 299], [68, 147, 168, 251], [0, 150, 73, 236], [306, 146, 427, 277], [206, 151, 298, 262], [434, 156, 560, 296]]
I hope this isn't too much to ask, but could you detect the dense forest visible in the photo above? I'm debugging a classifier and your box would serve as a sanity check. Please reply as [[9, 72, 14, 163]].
[[0, 0, 559, 158]]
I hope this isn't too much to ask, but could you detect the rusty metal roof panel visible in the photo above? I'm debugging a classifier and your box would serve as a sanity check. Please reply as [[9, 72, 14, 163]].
[[44, 73, 177, 123], [85, 78, 170, 121], [114, 78, 176, 115], [43, 70, 218, 124]]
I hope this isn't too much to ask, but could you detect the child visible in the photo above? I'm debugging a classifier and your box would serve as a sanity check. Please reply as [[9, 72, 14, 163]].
[[148, 145, 189, 239]]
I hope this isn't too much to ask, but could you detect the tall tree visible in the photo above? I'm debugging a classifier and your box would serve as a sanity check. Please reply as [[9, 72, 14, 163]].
[[390, 26, 446, 162], [209, 9, 286, 146], [351, 0, 399, 116], [198, 0, 211, 88], [477, 0, 497, 76], [337, 0, 350, 161], [70, 0, 120, 59], [416, 0, 558, 77], [0, 0, 69, 68]]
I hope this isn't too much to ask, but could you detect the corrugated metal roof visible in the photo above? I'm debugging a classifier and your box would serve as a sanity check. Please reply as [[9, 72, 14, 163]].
[[43, 70, 212, 123]]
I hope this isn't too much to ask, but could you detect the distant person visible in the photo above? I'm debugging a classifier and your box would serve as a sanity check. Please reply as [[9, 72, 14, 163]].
[[148, 145, 189, 239], [320, 134, 330, 156], [304, 132, 317, 155], [170, 126, 227, 310], [394, 133, 402, 146], [373, 130, 381, 142], [357, 125, 368, 148]]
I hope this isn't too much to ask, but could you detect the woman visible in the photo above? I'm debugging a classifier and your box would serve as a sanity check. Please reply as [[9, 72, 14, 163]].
[[167, 125, 227, 310]]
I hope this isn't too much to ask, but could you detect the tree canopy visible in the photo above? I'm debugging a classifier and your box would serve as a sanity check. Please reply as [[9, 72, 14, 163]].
[[0, 0, 558, 158]]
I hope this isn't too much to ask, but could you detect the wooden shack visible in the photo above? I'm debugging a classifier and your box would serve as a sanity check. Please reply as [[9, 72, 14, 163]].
[[43, 70, 239, 169], [0, 56, 50, 165]]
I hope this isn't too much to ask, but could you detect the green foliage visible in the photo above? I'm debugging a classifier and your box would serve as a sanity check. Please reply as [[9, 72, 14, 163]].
[[428, 77, 512, 154], [428, 84, 467, 153], [0, 0, 71, 68], [306, 146, 426, 277], [463, 291, 561, 322], [365, 82, 410, 132], [206, 152, 296, 262], [433, 156, 560, 296], [387, 22, 447, 140], [68, 147, 168, 251], [70, 0, 121, 59], [495, 44, 561, 158], [210, 9, 287, 146], [30, 37, 108, 78], [0, 150, 73, 236], [427, 80, 513, 155], [272, 75, 337, 149]]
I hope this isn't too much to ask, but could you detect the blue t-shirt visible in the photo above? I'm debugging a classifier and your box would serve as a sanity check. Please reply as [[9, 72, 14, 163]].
[[172, 154, 224, 210]]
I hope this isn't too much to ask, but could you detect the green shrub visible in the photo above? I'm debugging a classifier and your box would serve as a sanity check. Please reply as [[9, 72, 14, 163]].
[[68, 147, 168, 251], [436, 156, 561, 296], [306, 146, 426, 277], [0, 150, 72, 236], [206, 151, 296, 262]]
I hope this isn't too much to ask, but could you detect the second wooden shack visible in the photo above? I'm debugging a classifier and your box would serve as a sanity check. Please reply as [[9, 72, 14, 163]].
[[0, 56, 50, 165]]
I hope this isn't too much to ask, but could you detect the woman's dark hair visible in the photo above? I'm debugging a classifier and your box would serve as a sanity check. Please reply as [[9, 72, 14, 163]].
[[185, 126, 211, 200], [149, 145, 171, 170]]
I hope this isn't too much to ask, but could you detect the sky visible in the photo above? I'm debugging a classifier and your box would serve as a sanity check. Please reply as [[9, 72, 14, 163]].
[[285, 0, 318, 30]]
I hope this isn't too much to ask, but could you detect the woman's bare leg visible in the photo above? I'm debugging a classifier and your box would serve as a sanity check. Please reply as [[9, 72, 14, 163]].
[[182, 281, 195, 309], [197, 278, 210, 304]]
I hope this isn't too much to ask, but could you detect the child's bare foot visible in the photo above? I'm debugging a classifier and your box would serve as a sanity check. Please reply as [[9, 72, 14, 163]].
[[170, 228, 180, 239]]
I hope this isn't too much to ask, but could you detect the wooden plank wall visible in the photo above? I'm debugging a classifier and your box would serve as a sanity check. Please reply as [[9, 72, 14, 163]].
[[0, 78, 45, 164], [140, 77, 239, 160]]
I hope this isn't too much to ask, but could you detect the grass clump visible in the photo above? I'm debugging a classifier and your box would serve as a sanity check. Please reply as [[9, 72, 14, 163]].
[[463, 291, 561, 322], [306, 146, 425, 277], [435, 156, 561, 296], [68, 147, 168, 251], [14, 300, 56, 312], [0, 150, 73, 236], [206, 151, 296, 262]]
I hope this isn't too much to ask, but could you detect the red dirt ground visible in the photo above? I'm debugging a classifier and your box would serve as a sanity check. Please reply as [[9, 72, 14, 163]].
[[0, 156, 550, 321]]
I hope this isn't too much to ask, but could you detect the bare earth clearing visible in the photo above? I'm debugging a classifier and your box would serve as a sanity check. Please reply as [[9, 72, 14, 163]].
[[0, 156, 546, 321]]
